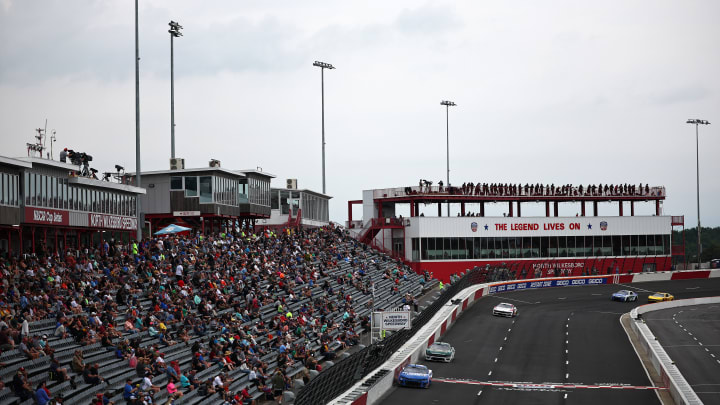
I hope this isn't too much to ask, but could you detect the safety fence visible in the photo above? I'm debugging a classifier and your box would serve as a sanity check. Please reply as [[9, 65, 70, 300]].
[[294, 268, 488, 405]]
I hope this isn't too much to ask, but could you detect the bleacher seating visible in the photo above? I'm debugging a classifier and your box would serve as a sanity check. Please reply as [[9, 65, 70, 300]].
[[0, 225, 433, 405]]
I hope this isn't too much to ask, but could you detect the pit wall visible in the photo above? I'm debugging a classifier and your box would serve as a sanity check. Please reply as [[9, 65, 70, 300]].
[[629, 297, 720, 405], [334, 268, 720, 405], [409, 256, 672, 283]]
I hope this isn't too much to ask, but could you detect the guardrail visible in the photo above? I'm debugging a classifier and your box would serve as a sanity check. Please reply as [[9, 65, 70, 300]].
[[630, 298, 720, 405]]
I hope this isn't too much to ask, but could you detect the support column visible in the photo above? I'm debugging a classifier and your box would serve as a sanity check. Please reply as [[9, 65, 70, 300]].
[[348, 201, 353, 223], [410, 202, 415, 218], [655, 200, 660, 216], [554, 201, 559, 217], [7, 230, 11, 257], [480, 202, 485, 217], [201, 218, 205, 235], [581, 201, 585, 216], [593, 201, 598, 217], [619, 201, 623, 216], [415, 203, 420, 217], [377, 202, 383, 219], [517, 202, 522, 217], [545, 201, 550, 217], [508, 201, 513, 217], [630, 201, 635, 216], [461, 202, 465, 216], [54, 229, 58, 255], [437, 203, 442, 217]]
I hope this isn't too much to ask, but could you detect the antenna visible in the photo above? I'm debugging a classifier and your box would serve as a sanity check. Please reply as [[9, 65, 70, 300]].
[[50, 130, 57, 160], [27, 127, 46, 158]]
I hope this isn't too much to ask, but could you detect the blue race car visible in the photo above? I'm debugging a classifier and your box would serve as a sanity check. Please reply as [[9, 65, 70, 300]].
[[396, 364, 433, 388], [611, 290, 638, 302]]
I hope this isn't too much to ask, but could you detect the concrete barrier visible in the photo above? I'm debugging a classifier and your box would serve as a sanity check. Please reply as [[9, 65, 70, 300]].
[[628, 297, 720, 405]]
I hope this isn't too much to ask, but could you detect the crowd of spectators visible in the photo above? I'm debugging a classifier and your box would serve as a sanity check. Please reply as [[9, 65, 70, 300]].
[[0, 224, 430, 405], [408, 181, 663, 198]]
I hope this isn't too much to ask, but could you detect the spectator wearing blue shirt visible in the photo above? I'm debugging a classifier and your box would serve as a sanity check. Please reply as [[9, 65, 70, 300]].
[[35, 382, 50, 405], [123, 379, 138, 402]]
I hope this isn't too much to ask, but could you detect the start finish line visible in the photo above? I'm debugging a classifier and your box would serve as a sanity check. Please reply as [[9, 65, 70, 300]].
[[432, 377, 666, 391]]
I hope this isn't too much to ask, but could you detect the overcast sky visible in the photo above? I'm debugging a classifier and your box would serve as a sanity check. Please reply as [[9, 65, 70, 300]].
[[1, 0, 718, 226]]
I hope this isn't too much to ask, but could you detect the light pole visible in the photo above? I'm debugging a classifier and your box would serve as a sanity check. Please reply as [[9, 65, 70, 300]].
[[169, 20, 183, 159], [135, 0, 142, 240], [441, 100, 456, 217], [686, 118, 710, 269], [313, 61, 335, 194]]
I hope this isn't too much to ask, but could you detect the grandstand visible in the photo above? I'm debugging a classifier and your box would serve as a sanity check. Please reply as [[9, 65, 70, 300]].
[[0, 226, 432, 405]]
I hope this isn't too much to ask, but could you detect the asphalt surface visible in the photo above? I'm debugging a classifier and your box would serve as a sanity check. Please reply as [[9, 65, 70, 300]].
[[644, 303, 720, 404], [379, 278, 720, 405]]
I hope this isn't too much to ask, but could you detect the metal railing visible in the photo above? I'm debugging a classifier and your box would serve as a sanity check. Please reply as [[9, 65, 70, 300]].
[[374, 185, 666, 199]]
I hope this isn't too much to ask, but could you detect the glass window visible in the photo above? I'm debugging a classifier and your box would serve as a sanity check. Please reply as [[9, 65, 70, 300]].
[[1, 173, 6, 205], [199, 176, 212, 203], [548, 236, 558, 258], [631, 235, 639, 255], [637, 235, 647, 255], [612, 235, 622, 256], [558, 236, 567, 257], [170, 176, 183, 190], [593, 236, 602, 257], [651, 235, 659, 255], [601, 236, 612, 256], [456, 238, 466, 260], [567, 236, 575, 257], [426, 238, 436, 260]]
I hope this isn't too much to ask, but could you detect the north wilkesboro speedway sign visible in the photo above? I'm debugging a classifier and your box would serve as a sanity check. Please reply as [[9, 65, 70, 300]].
[[488, 277, 607, 294]]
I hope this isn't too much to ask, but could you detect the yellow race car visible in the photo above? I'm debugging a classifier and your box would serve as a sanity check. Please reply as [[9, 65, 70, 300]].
[[648, 292, 674, 303]]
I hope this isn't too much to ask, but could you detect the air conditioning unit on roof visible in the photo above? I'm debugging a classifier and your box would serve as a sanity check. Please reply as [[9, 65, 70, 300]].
[[209, 159, 221, 168], [169, 158, 185, 170], [287, 179, 298, 189]]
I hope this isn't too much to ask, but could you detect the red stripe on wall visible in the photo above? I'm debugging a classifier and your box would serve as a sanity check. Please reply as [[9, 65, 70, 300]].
[[351, 392, 368, 405], [671, 270, 710, 280]]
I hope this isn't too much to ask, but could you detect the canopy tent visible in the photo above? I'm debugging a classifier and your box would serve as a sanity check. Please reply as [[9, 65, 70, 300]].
[[154, 224, 192, 236]]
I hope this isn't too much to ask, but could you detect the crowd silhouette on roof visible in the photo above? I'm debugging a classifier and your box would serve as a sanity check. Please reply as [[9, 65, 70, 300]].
[[407, 180, 663, 198]]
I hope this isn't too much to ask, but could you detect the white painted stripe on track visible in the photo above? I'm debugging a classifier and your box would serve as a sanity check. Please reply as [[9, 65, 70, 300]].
[[432, 378, 667, 390], [616, 283, 655, 293]]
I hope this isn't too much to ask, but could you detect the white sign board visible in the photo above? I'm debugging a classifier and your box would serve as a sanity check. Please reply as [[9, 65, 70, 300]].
[[174, 211, 201, 217], [380, 311, 411, 330]]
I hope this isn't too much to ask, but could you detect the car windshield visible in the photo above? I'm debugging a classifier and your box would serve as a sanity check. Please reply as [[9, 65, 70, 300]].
[[617, 290, 629, 294], [498, 304, 513, 309], [431, 343, 450, 350], [406, 365, 426, 373]]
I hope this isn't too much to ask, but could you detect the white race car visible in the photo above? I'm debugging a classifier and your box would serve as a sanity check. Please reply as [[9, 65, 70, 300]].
[[492, 302, 518, 317]]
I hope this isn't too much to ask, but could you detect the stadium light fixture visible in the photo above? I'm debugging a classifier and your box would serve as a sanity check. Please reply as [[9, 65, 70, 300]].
[[169, 20, 183, 160], [441, 100, 457, 217], [686, 118, 710, 269], [313, 60, 335, 194]]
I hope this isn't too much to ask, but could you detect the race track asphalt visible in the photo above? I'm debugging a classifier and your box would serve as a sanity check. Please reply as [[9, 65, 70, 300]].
[[379, 277, 720, 405], [643, 303, 720, 404]]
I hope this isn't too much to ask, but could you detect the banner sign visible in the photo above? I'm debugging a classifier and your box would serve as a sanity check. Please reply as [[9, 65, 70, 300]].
[[380, 311, 411, 330], [89, 213, 138, 230], [173, 211, 201, 217], [24, 207, 69, 226], [488, 277, 607, 294]]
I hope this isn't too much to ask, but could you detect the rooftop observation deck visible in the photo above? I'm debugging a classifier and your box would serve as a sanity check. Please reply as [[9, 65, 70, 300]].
[[348, 184, 667, 226], [371, 184, 665, 203]]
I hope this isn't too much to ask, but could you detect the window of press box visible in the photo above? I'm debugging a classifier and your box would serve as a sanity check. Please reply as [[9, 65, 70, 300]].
[[185, 176, 198, 197], [170, 176, 183, 190]]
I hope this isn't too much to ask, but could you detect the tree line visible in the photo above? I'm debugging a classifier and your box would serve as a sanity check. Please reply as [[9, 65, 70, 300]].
[[672, 226, 720, 262]]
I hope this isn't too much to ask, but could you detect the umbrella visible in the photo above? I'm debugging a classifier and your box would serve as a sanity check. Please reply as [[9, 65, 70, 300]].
[[154, 224, 192, 235]]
